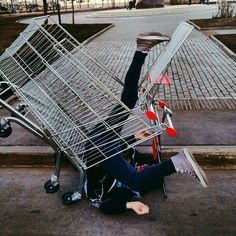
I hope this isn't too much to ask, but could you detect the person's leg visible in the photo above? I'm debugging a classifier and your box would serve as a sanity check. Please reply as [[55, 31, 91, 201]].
[[89, 32, 171, 138], [90, 50, 147, 133], [87, 33, 172, 176], [99, 35, 174, 187], [104, 33, 171, 133], [101, 146, 208, 191], [86, 51, 147, 154], [121, 51, 147, 109], [101, 149, 175, 192]]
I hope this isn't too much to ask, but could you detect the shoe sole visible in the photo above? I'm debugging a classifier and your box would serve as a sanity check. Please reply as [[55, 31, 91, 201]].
[[137, 35, 170, 41], [183, 148, 208, 188]]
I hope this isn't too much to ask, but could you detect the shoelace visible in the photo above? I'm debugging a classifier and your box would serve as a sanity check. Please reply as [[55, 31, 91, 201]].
[[177, 168, 199, 180]]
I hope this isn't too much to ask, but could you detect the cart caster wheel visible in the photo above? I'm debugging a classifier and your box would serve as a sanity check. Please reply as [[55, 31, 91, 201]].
[[62, 192, 74, 205], [13, 103, 27, 116], [0, 122, 12, 138], [44, 179, 60, 193], [62, 191, 82, 205]]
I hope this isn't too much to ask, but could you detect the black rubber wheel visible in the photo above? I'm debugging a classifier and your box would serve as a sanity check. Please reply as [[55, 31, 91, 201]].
[[44, 179, 60, 193], [0, 123, 12, 138], [61, 192, 80, 205], [62, 192, 75, 205]]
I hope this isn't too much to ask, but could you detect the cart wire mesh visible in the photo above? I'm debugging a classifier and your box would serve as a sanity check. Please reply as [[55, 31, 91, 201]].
[[138, 22, 194, 104]]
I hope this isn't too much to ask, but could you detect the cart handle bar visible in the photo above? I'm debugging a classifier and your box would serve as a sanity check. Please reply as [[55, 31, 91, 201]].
[[145, 101, 177, 137]]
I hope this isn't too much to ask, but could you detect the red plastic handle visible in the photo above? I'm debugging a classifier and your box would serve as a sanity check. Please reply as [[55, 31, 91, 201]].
[[152, 139, 158, 161], [145, 110, 157, 121], [159, 101, 168, 108], [166, 127, 177, 137]]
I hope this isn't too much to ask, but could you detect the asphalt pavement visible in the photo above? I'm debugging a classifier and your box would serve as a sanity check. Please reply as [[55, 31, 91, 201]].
[[0, 167, 236, 236]]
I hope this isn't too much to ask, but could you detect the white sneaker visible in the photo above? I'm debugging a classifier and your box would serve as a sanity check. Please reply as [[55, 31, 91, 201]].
[[136, 32, 170, 52], [171, 148, 208, 188]]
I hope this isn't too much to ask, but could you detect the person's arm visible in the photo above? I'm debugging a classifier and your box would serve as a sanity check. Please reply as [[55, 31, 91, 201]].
[[126, 201, 149, 215], [123, 130, 151, 145], [134, 130, 151, 140], [123, 134, 136, 145], [100, 197, 127, 214], [99, 188, 138, 214], [100, 196, 149, 215]]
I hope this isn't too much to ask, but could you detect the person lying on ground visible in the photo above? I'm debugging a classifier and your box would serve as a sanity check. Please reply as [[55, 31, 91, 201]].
[[84, 32, 208, 215]]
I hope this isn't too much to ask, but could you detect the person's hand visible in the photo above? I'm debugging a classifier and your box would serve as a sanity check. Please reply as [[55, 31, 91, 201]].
[[134, 130, 151, 140], [126, 201, 149, 215], [136, 164, 148, 172]]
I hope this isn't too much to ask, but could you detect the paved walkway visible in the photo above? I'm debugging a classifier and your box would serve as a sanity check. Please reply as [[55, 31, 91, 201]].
[[20, 5, 236, 111], [87, 4, 218, 17], [86, 38, 236, 110], [80, 6, 236, 110]]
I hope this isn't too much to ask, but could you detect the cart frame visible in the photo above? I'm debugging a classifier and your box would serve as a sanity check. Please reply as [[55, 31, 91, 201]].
[[0, 16, 193, 203]]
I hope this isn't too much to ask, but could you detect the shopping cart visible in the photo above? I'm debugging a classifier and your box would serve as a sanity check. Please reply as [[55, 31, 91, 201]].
[[0, 16, 193, 203]]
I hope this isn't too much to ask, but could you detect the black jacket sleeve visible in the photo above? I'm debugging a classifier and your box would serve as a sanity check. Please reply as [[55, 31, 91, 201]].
[[99, 187, 136, 214], [123, 135, 136, 145]]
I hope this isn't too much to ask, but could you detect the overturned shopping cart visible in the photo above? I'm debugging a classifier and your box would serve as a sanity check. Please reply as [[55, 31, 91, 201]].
[[0, 16, 193, 203]]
